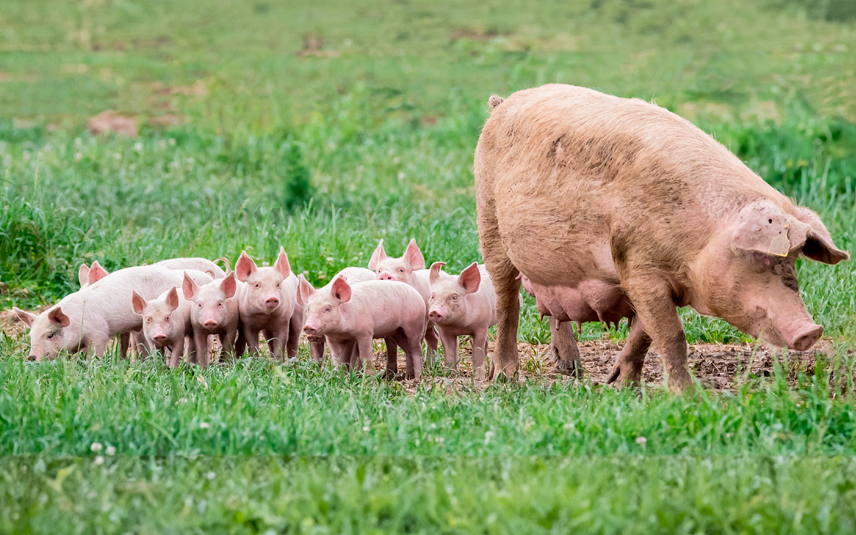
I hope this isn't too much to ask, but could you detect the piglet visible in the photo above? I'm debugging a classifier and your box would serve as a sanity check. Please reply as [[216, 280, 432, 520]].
[[14, 266, 212, 361], [234, 247, 302, 361], [306, 267, 377, 362], [428, 262, 497, 380], [183, 271, 242, 368], [368, 238, 439, 371], [298, 275, 427, 379], [131, 286, 195, 367]]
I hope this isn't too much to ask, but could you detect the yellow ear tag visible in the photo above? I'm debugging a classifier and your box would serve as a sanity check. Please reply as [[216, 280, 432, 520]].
[[768, 224, 791, 257]]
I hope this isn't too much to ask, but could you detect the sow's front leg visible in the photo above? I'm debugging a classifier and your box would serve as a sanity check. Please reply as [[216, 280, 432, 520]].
[[623, 276, 692, 391], [550, 317, 581, 377], [606, 315, 652, 386]]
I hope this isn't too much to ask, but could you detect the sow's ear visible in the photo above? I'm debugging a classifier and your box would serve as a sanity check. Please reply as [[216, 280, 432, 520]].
[[731, 203, 808, 258], [795, 207, 850, 265]]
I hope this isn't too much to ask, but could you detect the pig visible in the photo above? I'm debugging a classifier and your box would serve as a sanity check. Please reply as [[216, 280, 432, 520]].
[[427, 262, 497, 380], [131, 286, 195, 367], [368, 238, 439, 373], [305, 267, 377, 362], [182, 271, 242, 368], [233, 248, 302, 361], [518, 273, 583, 376], [474, 84, 849, 390], [13, 266, 213, 361], [297, 275, 427, 379], [78, 261, 110, 288]]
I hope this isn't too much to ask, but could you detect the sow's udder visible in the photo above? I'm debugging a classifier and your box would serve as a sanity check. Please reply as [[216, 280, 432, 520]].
[[521, 275, 634, 326]]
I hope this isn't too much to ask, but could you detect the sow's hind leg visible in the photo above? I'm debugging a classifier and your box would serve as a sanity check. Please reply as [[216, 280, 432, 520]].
[[477, 205, 521, 381], [550, 317, 582, 377]]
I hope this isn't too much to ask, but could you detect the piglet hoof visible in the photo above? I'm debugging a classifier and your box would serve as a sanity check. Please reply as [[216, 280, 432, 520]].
[[474, 368, 487, 382], [383, 368, 397, 381], [556, 359, 582, 379]]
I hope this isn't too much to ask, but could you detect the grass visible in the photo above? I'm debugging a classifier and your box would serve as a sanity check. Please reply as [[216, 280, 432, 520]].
[[1, 0, 856, 532]]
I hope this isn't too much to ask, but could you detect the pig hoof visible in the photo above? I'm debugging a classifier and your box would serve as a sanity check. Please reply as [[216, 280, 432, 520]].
[[556, 359, 581, 378], [606, 362, 641, 387], [474, 368, 487, 381], [384, 369, 397, 381]]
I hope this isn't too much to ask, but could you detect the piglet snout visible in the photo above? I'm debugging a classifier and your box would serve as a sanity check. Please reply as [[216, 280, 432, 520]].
[[378, 272, 395, 281], [152, 333, 168, 344], [428, 310, 445, 323], [203, 319, 218, 330], [27, 354, 36, 362], [303, 325, 318, 335], [788, 324, 823, 352], [264, 296, 280, 309]]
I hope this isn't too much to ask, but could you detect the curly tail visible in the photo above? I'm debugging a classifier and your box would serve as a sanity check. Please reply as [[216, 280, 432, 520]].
[[214, 257, 231, 275], [488, 95, 504, 111]]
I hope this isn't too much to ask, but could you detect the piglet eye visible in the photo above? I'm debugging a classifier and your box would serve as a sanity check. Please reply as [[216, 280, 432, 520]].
[[276, 283, 281, 288], [218, 302, 223, 308], [165, 317, 170, 322], [399, 269, 404, 273], [254, 283, 260, 289], [325, 306, 332, 312]]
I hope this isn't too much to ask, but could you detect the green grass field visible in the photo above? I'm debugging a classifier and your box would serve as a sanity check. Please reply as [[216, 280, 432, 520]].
[[2, 0, 856, 532]]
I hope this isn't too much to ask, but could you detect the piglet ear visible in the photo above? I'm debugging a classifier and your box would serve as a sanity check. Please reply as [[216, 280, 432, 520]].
[[458, 262, 482, 294], [48, 307, 71, 328], [166, 287, 180, 311], [368, 239, 387, 271], [274, 247, 291, 279], [296, 274, 315, 306], [403, 239, 425, 270], [221, 272, 237, 299], [429, 262, 447, 285], [13, 307, 36, 328], [234, 251, 256, 282], [88, 261, 109, 284], [795, 207, 850, 265], [131, 291, 147, 315], [331, 276, 352, 303], [182, 272, 199, 300], [78, 264, 90, 286]]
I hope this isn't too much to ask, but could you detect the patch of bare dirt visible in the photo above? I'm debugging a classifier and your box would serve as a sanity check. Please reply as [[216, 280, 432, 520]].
[[296, 34, 340, 58], [449, 28, 505, 43], [376, 337, 849, 395], [88, 110, 138, 137]]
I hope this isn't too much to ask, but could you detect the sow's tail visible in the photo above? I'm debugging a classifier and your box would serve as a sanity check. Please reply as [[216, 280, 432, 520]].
[[488, 95, 504, 111]]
